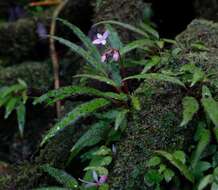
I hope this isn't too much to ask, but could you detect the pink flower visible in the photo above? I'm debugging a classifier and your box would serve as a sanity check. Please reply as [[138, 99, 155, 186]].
[[101, 48, 121, 63], [92, 31, 109, 45], [79, 171, 108, 188]]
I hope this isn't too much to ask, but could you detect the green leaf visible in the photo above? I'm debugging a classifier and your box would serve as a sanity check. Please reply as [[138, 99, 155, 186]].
[[139, 22, 159, 39], [74, 74, 118, 87], [49, 36, 105, 75], [41, 164, 78, 189], [201, 97, 218, 127], [16, 103, 26, 138], [197, 174, 213, 190], [191, 69, 205, 87], [147, 156, 161, 167], [95, 20, 149, 38], [99, 184, 109, 190], [180, 63, 205, 86], [202, 85, 212, 98], [144, 169, 163, 185], [173, 151, 186, 164], [164, 169, 175, 183], [131, 96, 141, 111], [57, 18, 101, 61], [120, 39, 155, 56], [156, 150, 194, 183], [93, 146, 111, 156], [4, 97, 17, 119], [0, 84, 24, 99], [158, 164, 166, 174], [194, 161, 212, 174], [141, 56, 161, 74], [84, 166, 108, 176], [180, 96, 199, 127], [123, 73, 185, 87], [114, 109, 129, 130], [211, 182, 218, 190], [191, 128, 210, 170], [69, 121, 110, 160], [34, 85, 127, 105], [106, 24, 123, 49], [41, 98, 110, 145]]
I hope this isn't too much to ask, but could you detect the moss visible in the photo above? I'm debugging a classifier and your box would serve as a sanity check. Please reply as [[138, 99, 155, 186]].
[[109, 19, 218, 189], [109, 83, 190, 190], [0, 62, 52, 90], [0, 19, 38, 64]]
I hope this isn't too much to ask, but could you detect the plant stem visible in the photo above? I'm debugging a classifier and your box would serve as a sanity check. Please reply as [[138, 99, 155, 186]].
[[50, 0, 69, 118]]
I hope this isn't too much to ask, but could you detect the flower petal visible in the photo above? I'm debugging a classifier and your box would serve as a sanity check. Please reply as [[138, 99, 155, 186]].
[[99, 176, 108, 184], [102, 31, 109, 40], [92, 39, 101, 44], [97, 33, 103, 39], [92, 171, 98, 182], [101, 40, 107, 45], [113, 51, 120, 61], [101, 54, 107, 62]]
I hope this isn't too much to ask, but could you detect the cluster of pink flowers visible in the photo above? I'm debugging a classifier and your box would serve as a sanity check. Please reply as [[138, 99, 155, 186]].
[[92, 31, 120, 63]]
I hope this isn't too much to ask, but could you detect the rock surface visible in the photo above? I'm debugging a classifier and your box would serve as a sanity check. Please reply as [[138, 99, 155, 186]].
[[109, 19, 218, 189]]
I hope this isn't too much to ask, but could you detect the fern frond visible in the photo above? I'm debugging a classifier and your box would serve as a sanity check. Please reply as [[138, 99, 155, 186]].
[[41, 98, 110, 145]]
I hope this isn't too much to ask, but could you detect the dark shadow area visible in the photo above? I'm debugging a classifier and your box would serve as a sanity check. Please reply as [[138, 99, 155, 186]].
[[150, 0, 195, 38]]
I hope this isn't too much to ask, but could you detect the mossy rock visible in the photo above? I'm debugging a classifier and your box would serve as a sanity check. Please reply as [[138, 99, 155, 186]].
[[109, 19, 218, 189], [0, 18, 38, 64], [0, 62, 52, 90]]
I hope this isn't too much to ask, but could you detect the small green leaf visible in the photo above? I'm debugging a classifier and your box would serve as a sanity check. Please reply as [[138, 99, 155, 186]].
[[131, 96, 141, 111], [16, 103, 26, 138], [180, 96, 199, 127], [41, 98, 110, 145], [211, 182, 218, 190], [201, 97, 218, 127], [191, 128, 210, 170], [173, 151, 186, 164], [84, 166, 108, 176], [164, 169, 175, 183], [114, 109, 129, 130], [156, 150, 194, 183], [147, 156, 161, 167], [197, 174, 213, 190], [93, 146, 111, 156], [202, 85, 212, 98], [99, 184, 109, 190], [158, 164, 166, 174], [141, 56, 161, 74], [69, 121, 110, 160], [4, 97, 17, 119], [144, 169, 163, 185]]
